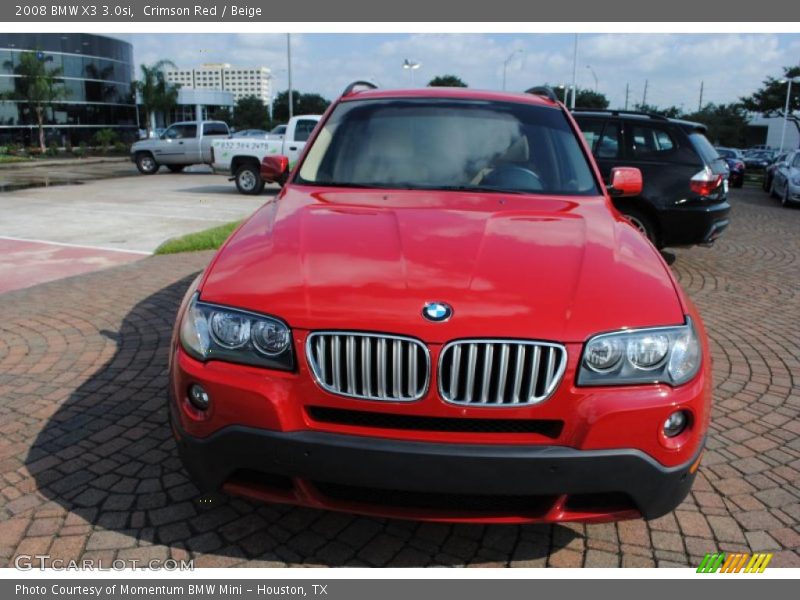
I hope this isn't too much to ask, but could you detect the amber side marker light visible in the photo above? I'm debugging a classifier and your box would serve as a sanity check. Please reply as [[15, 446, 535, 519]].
[[689, 451, 703, 474]]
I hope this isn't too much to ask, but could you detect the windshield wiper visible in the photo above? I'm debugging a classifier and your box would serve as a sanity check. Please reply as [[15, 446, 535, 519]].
[[301, 182, 534, 195], [425, 184, 532, 195]]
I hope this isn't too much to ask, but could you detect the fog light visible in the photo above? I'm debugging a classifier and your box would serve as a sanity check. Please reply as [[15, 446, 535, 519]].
[[188, 384, 210, 411], [663, 411, 689, 438]]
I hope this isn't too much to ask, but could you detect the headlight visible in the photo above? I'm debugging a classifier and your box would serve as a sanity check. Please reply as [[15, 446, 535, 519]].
[[179, 293, 294, 370], [578, 318, 701, 386]]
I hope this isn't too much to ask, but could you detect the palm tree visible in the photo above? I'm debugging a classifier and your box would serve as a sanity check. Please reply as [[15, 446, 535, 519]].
[[2, 51, 68, 152], [132, 60, 179, 137]]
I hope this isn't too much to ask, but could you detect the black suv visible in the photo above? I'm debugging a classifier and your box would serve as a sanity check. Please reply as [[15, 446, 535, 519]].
[[572, 110, 730, 249]]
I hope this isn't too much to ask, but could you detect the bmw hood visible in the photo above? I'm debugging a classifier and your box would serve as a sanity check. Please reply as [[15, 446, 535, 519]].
[[199, 188, 685, 343]]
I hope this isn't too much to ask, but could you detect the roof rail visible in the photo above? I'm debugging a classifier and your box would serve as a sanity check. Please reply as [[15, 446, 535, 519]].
[[570, 108, 670, 121], [524, 86, 559, 103], [342, 80, 378, 96]]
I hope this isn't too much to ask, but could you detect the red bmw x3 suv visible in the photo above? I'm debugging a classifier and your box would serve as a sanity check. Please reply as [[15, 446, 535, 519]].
[[169, 82, 711, 524]]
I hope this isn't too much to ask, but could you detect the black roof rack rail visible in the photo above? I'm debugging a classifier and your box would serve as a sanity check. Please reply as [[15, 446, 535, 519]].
[[342, 80, 378, 96], [570, 108, 670, 121], [524, 86, 559, 103]]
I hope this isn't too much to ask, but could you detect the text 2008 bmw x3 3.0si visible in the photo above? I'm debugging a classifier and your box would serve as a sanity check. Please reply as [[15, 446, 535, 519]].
[[169, 82, 711, 524]]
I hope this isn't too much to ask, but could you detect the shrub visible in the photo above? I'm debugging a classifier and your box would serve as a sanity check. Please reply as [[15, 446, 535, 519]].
[[47, 141, 59, 157], [94, 128, 117, 153], [73, 142, 88, 158], [113, 141, 128, 155]]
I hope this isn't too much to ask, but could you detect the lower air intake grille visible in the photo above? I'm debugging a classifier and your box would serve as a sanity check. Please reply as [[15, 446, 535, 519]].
[[439, 340, 567, 406], [313, 481, 558, 514]]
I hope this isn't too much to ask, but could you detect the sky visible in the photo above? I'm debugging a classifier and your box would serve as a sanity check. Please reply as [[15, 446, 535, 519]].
[[124, 33, 800, 110]]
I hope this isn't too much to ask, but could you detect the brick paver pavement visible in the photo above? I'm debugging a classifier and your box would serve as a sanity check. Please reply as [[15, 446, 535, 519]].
[[1, 187, 798, 568]]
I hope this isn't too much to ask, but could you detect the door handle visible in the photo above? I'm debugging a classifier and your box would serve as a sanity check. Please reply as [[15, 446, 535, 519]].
[[178, 141, 184, 145], [289, 146, 297, 151]]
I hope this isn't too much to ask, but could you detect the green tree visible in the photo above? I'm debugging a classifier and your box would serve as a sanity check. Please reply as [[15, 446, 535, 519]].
[[233, 95, 269, 131], [132, 60, 179, 137], [271, 90, 331, 125], [427, 75, 468, 87], [740, 64, 800, 141], [683, 103, 750, 147], [633, 103, 684, 118], [574, 88, 609, 109], [209, 106, 233, 125], [1, 50, 68, 152]]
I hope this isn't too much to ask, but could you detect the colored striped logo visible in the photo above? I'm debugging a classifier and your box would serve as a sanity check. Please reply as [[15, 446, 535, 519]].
[[696, 552, 773, 573]]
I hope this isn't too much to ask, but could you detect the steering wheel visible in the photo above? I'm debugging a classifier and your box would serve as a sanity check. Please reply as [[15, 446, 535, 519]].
[[482, 164, 544, 190]]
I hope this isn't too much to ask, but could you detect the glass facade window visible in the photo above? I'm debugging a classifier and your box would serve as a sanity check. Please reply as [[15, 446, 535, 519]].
[[0, 33, 135, 144]]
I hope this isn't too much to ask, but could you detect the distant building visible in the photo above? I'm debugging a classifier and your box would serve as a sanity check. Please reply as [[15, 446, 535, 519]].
[[0, 33, 136, 144], [165, 63, 272, 105], [747, 113, 800, 151]]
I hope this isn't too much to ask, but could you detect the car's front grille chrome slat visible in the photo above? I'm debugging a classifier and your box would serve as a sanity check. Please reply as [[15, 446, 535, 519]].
[[307, 332, 429, 402], [439, 340, 566, 407]]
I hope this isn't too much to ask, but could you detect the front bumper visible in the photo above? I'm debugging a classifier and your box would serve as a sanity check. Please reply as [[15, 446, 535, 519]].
[[170, 400, 702, 523]]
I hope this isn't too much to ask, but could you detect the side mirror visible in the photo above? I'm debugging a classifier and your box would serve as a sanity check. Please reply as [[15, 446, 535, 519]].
[[607, 167, 643, 197], [261, 155, 289, 183]]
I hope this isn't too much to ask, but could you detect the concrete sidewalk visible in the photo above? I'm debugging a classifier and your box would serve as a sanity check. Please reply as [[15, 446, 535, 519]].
[[0, 170, 271, 292]]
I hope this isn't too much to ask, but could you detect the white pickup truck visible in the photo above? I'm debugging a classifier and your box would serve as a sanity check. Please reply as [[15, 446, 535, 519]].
[[211, 115, 321, 194]]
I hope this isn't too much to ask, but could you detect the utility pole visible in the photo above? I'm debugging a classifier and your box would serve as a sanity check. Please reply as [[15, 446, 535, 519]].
[[569, 34, 579, 109], [287, 33, 293, 120], [642, 80, 648, 107], [698, 81, 704, 111], [624, 83, 629, 110]]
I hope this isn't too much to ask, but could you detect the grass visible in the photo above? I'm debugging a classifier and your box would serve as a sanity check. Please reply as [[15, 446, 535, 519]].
[[155, 220, 243, 255], [0, 155, 32, 164]]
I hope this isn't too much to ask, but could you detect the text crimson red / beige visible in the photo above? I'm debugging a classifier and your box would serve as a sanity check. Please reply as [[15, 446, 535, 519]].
[[143, 4, 263, 17]]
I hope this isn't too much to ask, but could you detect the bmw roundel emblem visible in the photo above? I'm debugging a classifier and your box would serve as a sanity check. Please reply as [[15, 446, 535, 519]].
[[422, 302, 453, 322]]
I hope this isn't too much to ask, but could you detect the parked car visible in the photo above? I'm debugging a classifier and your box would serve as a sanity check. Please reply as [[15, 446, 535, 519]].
[[168, 82, 710, 524], [715, 147, 745, 188], [762, 152, 790, 192], [573, 109, 730, 248], [767, 150, 800, 206], [270, 124, 287, 137], [130, 121, 230, 174], [233, 129, 270, 138], [211, 115, 320, 194], [743, 150, 775, 170]]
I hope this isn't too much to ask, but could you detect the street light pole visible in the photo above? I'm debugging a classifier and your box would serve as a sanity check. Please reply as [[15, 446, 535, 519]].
[[402, 59, 421, 87], [779, 77, 799, 153], [569, 34, 579, 109], [585, 65, 598, 92], [287, 33, 293, 120], [502, 49, 522, 91]]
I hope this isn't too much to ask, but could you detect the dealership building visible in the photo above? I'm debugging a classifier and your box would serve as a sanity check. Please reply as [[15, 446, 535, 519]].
[[0, 33, 138, 145]]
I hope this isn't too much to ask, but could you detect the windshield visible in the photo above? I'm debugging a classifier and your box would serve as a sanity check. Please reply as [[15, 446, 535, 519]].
[[296, 98, 599, 195]]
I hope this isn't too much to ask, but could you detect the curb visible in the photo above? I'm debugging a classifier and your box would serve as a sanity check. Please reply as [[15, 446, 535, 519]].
[[0, 156, 130, 170]]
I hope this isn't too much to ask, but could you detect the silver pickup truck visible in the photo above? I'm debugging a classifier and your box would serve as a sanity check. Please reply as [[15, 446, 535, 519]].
[[131, 121, 230, 174]]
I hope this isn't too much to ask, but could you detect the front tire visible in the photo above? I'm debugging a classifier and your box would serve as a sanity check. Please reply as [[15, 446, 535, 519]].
[[622, 208, 659, 248], [135, 152, 159, 175], [234, 163, 265, 195]]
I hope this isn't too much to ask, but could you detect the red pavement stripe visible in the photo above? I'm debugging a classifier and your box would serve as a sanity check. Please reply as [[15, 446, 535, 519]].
[[0, 238, 148, 294]]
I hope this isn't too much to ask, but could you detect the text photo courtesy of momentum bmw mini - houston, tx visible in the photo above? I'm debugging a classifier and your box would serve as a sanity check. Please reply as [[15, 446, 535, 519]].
[[0, 16, 798, 586]]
